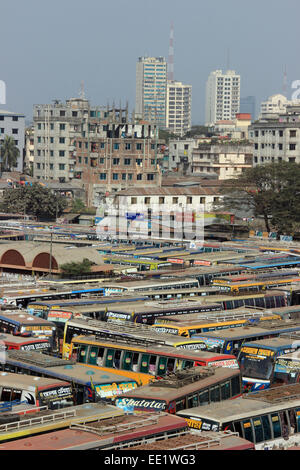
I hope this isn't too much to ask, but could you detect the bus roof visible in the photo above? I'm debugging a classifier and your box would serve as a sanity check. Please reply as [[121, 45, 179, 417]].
[[0, 313, 55, 327], [106, 299, 220, 314], [102, 278, 198, 289], [192, 320, 300, 340], [0, 371, 70, 390], [240, 336, 299, 350], [0, 413, 188, 450], [72, 334, 236, 361], [115, 367, 239, 402], [177, 383, 300, 424], [5, 350, 138, 386], [65, 317, 207, 348], [0, 333, 49, 345]]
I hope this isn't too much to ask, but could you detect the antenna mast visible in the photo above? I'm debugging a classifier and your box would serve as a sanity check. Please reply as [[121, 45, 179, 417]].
[[168, 22, 174, 81]]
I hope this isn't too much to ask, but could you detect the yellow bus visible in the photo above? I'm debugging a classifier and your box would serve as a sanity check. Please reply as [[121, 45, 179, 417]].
[[62, 317, 209, 360], [152, 309, 281, 337], [71, 334, 239, 385]]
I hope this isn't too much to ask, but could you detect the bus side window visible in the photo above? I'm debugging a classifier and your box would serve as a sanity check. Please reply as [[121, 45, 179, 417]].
[[132, 353, 139, 372], [210, 385, 220, 402], [149, 355, 157, 375], [113, 350, 121, 368], [199, 389, 209, 406], [187, 393, 198, 408], [231, 375, 241, 397], [288, 409, 296, 435], [166, 358, 176, 374], [270, 413, 281, 438], [1, 387, 12, 401], [97, 348, 105, 367], [232, 420, 243, 437], [261, 414, 272, 441], [77, 345, 88, 364], [294, 409, 300, 432], [253, 417, 264, 443], [182, 360, 193, 370], [105, 349, 116, 368], [221, 381, 230, 400], [242, 419, 254, 442]]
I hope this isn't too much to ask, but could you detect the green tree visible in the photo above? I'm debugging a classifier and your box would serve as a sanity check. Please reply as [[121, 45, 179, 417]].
[[0, 135, 20, 171], [60, 258, 93, 278], [0, 183, 67, 220], [71, 198, 86, 213], [216, 162, 300, 236]]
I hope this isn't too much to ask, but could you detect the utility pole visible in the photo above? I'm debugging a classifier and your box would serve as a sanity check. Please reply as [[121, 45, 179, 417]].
[[49, 230, 53, 279]]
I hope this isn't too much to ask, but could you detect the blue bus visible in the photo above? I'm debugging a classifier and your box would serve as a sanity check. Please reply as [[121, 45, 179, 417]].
[[191, 320, 300, 357], [238, 336, 300, 392]]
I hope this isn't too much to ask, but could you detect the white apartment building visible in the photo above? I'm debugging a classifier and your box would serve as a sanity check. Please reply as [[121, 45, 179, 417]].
[[135, 56, 167, 129], [259, 94, 290, 118], [205, 70, 240, 126], [166, 80, 192, 136], [249, 104, 300, 166]]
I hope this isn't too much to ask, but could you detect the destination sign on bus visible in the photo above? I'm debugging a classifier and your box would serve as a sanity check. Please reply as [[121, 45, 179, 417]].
[[115, 397, 166, 412], [95, 381, 137, 399], [240, 346, 275, 357]]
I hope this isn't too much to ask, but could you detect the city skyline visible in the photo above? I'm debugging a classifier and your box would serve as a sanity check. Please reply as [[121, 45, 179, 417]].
[[1, 0, 299, 125]]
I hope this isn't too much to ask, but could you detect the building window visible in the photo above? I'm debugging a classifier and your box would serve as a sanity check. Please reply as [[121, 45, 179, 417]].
[[122, 173, 126, 180], [59, 150, 65, 157], [112, 173, 118, 180], [99, 173, 106, 180], [147, 174, 154, 180], [136, 143, 142, 150], [131, 197, 137, 204], [12, 116, 18, 121], [125, 143, 131, 150], [289, 144, 296, 151], [114, 143, 119, 150], [159, 197, 165, 204], [137, 174, 142, 180], [99, 157, 104, 164], [59, 137, 65, 143], [113, 158, 120, 165], [290, 130, 297, 138], [128, 174, 133, 180], [59, 164, 65, 170], [124, 158, 131, 165], [59, 123, 65, 130], [173, 197, 178, 204]]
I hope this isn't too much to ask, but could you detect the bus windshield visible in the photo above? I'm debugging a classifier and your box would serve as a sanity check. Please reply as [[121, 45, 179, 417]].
[[239, 347, 275, 381]]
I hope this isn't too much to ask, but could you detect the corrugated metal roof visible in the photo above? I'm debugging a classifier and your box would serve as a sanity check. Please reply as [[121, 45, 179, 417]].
[[114, 186, 220, 196]]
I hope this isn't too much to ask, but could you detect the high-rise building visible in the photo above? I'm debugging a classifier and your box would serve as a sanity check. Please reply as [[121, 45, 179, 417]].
[[135, 56, 167, 129], [166, 80, 192, 137], [0, 109, 25, 172], [205, 70, 240, 126], [240, 96, 256, 121]]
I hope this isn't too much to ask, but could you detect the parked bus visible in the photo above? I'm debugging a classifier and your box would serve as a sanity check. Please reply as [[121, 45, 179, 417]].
[[3, 286, 106, 308], [152, 309, 282, 337], [105, 299, 222, 324], [102, 278, 200, 294], [71, 334, 239, 385], [0, 332, 51, 352], [0, 401, 124, 444], [274, 350, 300, 386], [191, 320, 300, 356], [102, 256, 172, 271], [27, 294, 148, 319], [115, 366, 242, 414], [62, 317, 209, 360], [1, 350, 139, 404], [0, 313, 58, 352], [0, 412, 191, 451], [238, 336, 300, 392], [177, 383, 300, 449], [0, 371, 74, 410], [212, 277, 300, 294]]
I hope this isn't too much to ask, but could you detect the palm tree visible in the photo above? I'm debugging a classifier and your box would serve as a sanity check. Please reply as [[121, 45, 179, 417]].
[[0, 135, 20, 172]]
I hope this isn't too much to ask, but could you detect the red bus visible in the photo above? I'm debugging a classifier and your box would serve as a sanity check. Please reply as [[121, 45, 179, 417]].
[[0, 332, 51, 352]]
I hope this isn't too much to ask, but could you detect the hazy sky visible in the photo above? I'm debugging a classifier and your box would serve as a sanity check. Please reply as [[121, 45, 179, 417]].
[[1, 0, 300, 124]]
